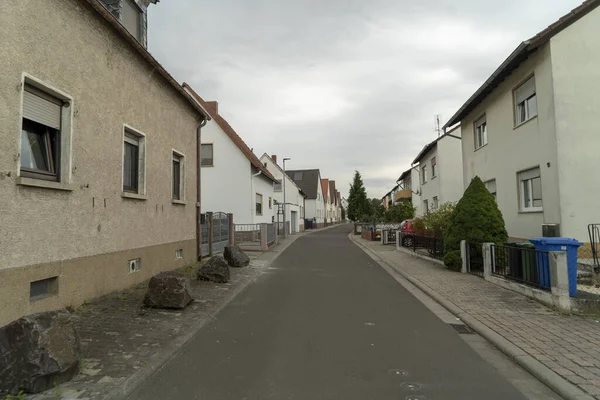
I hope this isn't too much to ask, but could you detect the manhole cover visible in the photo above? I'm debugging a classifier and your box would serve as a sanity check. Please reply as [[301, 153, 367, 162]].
[[388, 369, 408, 376], [448, 323, 474, 334], [406, 396, 427, 400], [400, 382, 422, 391]]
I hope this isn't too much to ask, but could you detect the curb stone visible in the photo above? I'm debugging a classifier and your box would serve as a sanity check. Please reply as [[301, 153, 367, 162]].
[[349, 233, 594, 400]]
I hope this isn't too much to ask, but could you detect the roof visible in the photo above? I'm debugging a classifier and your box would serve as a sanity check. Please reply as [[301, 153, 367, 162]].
[[259, 154, 307, 197], [182, 83, 277, 182], [444, 0, 600, 128], [329, 181, 337, 204], [397, 168, 412, 183], [286, 169, 321, 199], [321, 179, 329, 202], [86, 0, 210, 122]]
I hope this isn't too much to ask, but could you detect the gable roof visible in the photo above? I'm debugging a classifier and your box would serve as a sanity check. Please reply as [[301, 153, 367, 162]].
[[321, 179, 329, 202], [445, 0, 600, 128], [329, 181, 337, 204], [286, 169, 321, 199], [86, 0, 209, 122], [182, 83, 276, 182], [259, 154, 307, 197], [397, 168, 412, 183]]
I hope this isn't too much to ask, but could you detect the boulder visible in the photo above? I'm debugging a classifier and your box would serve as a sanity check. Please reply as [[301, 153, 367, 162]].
[[197, 255, 230, 283], [0, 310, 81, 395], [143, 272, 193, 309], [224, 245, 250, 268]]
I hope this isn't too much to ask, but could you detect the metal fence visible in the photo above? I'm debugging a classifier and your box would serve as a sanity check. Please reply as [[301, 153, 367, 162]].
[[200, 214, 210, 257], [234, 224, 261, 245], [466, 242, 484, 278], [267, 223, 276, 245], [212, 212, 230, 254], [383, 230, 396, 245], [399, 233, 444, 260], [491, 244, 551, 290]]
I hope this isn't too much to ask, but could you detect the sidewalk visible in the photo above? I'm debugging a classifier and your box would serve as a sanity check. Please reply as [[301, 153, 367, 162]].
[[29, 233, 306, 400], [351, 235, 600, 400]]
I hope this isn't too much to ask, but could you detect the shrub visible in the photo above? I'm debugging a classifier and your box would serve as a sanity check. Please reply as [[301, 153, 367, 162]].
[[444, 250, 463, 271], [443, 176, 508, 270]]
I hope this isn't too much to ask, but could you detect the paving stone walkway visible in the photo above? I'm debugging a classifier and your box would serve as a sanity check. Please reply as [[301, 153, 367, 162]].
[[357, 237, 600, 399]]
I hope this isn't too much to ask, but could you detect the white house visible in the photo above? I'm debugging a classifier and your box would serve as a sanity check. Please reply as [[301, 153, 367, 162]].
[[411, 125, 463, 216], [183, 83, 277, 225], [260, 154, 306, 233], [287, 169, 326, 228], [444, 0, 600, 244]]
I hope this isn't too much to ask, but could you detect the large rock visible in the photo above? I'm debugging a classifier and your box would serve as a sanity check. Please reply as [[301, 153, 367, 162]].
[[224, 245, 250, 268], [143, 272, 193, 309], [197, 255, 230, 283], [0, 310, 81, 395]]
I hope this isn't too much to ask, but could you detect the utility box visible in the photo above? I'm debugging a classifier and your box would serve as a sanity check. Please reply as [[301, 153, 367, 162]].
[[542, 224, 561, 237]]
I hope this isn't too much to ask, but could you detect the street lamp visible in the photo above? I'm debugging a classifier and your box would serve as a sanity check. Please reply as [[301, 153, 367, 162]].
[[283, 157, 291, 237]]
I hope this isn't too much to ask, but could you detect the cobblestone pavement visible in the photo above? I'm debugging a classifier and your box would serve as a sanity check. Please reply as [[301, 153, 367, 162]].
[[357, 238, 600, 399], [29, 245, 281, 400]]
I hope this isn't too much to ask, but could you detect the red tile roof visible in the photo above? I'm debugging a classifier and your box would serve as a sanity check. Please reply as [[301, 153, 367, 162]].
[[182, 83, 277, 182], [321, 179, 329, 203]]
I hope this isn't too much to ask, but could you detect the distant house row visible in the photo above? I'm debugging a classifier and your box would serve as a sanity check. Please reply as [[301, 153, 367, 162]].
[[382, 0, 600, 245], [0, 0, 342, 327]]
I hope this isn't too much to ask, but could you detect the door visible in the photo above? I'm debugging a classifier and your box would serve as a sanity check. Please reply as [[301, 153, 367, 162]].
[[291, 211, 298, 234]]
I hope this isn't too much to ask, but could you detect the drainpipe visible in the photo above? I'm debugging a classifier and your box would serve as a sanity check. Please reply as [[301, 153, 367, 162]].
[[251, 170, 262, 221], [196, 119, 207, 260]]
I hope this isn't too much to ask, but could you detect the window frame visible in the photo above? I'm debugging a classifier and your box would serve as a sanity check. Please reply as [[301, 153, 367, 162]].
[[474, 114, 488, 150], [432, 196, 439, 210], [514, 75, 538, 127], [423, 199, 429, 214], [431, 157, 437, 178], [121, 0, 143, 41], [122, 124, 146, 197], [484, 179, 497, 201], [273, 179, 282, 192], [200, 143, 214, 167], [421, 165, 427, 184], [269, 197, 272, 209], [172, 150, 185, 202], [18, 74, 73, 186], [256, 193, 263, 216], [518, 167, 543, 212]]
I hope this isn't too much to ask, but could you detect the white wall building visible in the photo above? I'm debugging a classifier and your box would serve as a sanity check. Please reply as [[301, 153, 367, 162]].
[[260, 154, 306, 233], [288, 169, 326, 228], [411, 125, 463, 216], [444, 1, 600, 243], [183, 84, 277, 225]]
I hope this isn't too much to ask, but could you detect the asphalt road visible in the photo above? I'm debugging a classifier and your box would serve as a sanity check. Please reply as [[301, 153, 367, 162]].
[[129, 225, 530, 400]]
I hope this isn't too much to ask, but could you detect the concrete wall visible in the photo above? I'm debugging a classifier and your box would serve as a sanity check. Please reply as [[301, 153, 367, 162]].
[[0, 0, 201, 325], [200, 118, 253, 223], [550, 6, 600, 242], [437, 132, 464, 204], [460, 44, 559, 240]]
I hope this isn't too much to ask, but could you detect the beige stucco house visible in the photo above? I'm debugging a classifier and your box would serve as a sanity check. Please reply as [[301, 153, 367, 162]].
[[0, 0, 209, 326], [445, 0, 600, 244]]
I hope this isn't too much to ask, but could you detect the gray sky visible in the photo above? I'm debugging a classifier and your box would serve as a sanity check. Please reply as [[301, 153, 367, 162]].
[[148, 0, 582, 200]]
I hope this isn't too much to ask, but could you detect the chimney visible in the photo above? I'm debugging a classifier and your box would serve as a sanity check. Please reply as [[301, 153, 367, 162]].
[[207, 101, 219, 114], [271, 155, 277, 164]]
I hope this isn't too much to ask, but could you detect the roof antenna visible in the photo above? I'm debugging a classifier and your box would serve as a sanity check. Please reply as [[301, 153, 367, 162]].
[[435, 114, 442, 137]]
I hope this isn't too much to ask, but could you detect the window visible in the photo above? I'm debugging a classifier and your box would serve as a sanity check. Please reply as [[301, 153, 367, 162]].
[[175, 249, 183, 259], [514, 76, 537, 126], [432, 196, 439, 210], [172, 152, 184, 201], [30, 277, 58, 299], [128, 258, 141, 273], [274, 179, 282, 191], [269, 197, 272, 209], [201, 144, 213, 166], [431, 157, 437, 178], [518, 167, 542, 211], [423, 199, 429, 214], [121, 0, 142, 40], [256, 193, 263, 215], [485, 179, 497, 201], [475, 115, 488, 149], [123, 129, 146, 194], [421, 165, 427, 184]]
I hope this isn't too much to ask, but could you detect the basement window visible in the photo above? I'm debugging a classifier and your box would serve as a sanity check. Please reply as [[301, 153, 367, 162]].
[[30, 277, 58, 299]]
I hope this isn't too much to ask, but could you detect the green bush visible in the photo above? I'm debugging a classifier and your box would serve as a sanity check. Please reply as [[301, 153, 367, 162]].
[[443, 176, 508, 270], [384, 202, 414, 223], [444, 250, 463, 271]]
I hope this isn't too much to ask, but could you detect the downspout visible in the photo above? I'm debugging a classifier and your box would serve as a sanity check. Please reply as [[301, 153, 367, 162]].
[[196, 118, 207, 260], [251, 170, 262, 222]]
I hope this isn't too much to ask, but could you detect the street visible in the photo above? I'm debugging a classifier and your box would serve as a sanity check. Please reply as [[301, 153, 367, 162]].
[[129, 225, 537, 400]]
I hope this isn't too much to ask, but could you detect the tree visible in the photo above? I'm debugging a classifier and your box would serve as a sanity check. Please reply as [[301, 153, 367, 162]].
[[366, 198, 386, 222], [384, 202, 414, 223], [443, 177, 508, 271], [341, 206, 346, 221], [347, 171, 370, 221]]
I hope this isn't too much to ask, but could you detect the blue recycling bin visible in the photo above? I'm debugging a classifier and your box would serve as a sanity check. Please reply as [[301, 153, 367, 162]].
[[529, 238, 583, 297]]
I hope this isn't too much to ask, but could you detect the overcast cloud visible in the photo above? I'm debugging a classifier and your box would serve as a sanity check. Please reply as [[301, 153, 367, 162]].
[[148, 0, 582, 199]]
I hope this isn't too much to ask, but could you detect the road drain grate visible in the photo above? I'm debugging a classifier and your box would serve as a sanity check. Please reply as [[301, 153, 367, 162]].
[[448, 323, 474, 334]]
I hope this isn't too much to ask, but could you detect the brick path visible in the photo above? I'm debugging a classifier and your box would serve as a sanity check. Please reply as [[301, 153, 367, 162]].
[[357, 238, 600, 399]]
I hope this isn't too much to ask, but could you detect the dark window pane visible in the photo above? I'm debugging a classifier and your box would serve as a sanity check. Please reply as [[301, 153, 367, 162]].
[[201, 144, 213, 166], [123, 141, 139, 192], [173, 158, 181, 200], [21, 119, 58, 176]]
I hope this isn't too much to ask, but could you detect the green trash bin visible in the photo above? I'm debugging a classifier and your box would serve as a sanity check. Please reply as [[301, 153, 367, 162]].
[[517, 243, 536, 283]]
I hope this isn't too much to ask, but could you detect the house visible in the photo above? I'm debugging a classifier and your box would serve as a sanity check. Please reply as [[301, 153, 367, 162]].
[[329, 180, 338, 223], [411, 125, 463, 216], [394, 169, 415, 206], [444, 0, 600, 243], [182, 84, 277, 225], [0, 0, 210, 326], [321, 178, 330, 225], [259, 154, 307, 233], [287, 169, 326, 228]]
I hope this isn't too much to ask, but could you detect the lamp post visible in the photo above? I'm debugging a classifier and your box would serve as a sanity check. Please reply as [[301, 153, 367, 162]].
[[283, 157, 291, 237]]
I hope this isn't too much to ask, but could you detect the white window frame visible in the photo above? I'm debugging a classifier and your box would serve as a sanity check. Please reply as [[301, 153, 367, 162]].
[[518, 167, 542, 212], [423, 199, 429, 214], [474, 115, 488, 150], [256, 193, 263, 215], [514, 76, 537, 127], [200, 143, 214, 167], [122, 124, 146, 198], [421, 165, 427, 184], [273, 179, 282, 192], [484, 179, 497, 201], [431, 157, 437, 178], [121, 0, 143, 41], [18, 74, 74, 188], [432, 196, 439, 210], [172, 149, 185, 203]]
